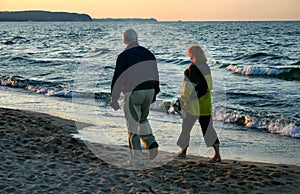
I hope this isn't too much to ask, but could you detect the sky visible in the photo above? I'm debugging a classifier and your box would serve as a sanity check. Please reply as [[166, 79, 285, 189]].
[[1, 0, 299, 21]]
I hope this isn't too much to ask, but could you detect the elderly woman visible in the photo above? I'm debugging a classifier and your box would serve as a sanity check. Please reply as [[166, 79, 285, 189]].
[[177, 45, 221, 162]]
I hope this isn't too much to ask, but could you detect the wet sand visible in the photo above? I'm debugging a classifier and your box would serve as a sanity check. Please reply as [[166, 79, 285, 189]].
[[1, 107, 299, 193]]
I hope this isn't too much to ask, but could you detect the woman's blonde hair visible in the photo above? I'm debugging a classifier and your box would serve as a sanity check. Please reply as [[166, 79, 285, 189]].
[[187, 45, 207, 63]]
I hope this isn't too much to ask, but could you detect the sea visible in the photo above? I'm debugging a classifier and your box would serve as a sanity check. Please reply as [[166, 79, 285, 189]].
[[0, 21, 299, 166]]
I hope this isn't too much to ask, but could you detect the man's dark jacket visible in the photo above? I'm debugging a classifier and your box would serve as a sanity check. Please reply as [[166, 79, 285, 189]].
[[111, 42, 160, 101]]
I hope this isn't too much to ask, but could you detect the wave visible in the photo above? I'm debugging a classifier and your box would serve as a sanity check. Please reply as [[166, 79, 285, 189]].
[[291, 60, 300, 66], [220, 110, 300, 139], [158, 58, 190, 65], [156, 99, 300, 139], [0, 75, 115, 103], [1, 75, 50, 88], [8, 56, 53, 65], [246, 52, 272, 59], [150, 98, 300, 139], [0, 75, 73, 98], [226, 91, 270, 99], [225, 65, 300, 81], [1, 75, 299, 139], [234, 52, 290, 61], [2, 36, 28, 45]]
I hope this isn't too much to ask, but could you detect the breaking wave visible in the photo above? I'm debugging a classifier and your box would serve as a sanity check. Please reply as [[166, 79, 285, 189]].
[[225, 65, 300, 81]]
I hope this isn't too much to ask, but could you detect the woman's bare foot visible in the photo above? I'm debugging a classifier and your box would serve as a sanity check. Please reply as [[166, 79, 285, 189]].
[[208, 156, 222, 163], [211, 143, 221, 162], [176, 148, 187, 159]]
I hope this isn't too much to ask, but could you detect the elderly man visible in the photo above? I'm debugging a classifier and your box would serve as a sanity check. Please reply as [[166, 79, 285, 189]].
[[110, 29, 160, 165]]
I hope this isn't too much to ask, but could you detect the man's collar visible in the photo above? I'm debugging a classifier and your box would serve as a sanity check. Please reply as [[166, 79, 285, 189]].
[[125, 41, 139, 50]]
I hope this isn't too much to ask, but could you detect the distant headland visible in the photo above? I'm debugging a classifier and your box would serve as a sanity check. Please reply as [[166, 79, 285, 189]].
[[0, 11, 92, 22], [0, 11, 158, 22]]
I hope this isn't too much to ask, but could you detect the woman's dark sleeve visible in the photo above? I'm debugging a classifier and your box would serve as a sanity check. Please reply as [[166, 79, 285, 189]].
[[190, 65, 208, 98]]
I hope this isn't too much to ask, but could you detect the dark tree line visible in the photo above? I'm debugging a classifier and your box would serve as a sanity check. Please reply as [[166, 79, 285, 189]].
[[0, 11, 92, 22]]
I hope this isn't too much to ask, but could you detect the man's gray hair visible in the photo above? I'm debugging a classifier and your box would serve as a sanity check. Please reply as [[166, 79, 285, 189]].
[[122, 29, 138, 44]]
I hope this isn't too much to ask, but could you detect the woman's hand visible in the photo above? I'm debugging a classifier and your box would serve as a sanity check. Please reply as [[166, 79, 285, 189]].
[[110, 99, 121, 111]]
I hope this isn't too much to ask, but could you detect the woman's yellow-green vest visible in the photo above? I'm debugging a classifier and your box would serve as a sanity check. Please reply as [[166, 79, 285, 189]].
[[181, 63, 213, 116]]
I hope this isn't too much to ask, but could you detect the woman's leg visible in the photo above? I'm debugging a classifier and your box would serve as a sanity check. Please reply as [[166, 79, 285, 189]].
[[177, 113, 198, 154], [212, 143, 221, 161], [199, 115, 221, 161]]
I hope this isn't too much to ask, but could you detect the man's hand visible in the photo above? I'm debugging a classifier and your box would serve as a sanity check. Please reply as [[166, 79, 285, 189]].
[[152, 95, 156, 103], [110, 100, 121, 111]]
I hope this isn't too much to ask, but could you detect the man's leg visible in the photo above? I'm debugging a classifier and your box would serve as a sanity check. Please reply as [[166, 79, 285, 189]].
[[124, 92, 143, 163], [139, 89, 156, 146], [138, 89, 159, 160]]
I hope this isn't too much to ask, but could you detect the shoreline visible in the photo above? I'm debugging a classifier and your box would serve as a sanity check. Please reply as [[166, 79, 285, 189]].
[[1, 107, 300, 193]]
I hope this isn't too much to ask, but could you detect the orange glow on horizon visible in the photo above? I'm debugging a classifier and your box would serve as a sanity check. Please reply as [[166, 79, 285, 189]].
[[0, 0, 299, 21]]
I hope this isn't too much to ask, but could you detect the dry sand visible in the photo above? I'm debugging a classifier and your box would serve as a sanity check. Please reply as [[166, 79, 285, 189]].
[[1, 107, 299, 193]]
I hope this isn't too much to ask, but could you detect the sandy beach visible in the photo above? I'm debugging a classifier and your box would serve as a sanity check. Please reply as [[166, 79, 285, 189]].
[[1, 107, 299, 194]]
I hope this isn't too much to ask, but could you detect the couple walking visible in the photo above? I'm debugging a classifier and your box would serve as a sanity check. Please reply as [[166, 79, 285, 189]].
[[110, 29, 221, 166]]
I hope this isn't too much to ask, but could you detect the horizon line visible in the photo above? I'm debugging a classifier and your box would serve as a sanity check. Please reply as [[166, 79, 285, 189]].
[[94, 18, 299, 22], [1, 10, 299, 22], [93, 17, 300, 22]]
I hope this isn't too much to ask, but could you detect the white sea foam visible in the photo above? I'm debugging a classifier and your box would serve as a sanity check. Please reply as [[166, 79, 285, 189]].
[[269, 122, 300, 138], [222, 110, 300, 138], [225, 64, 288, 76]]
